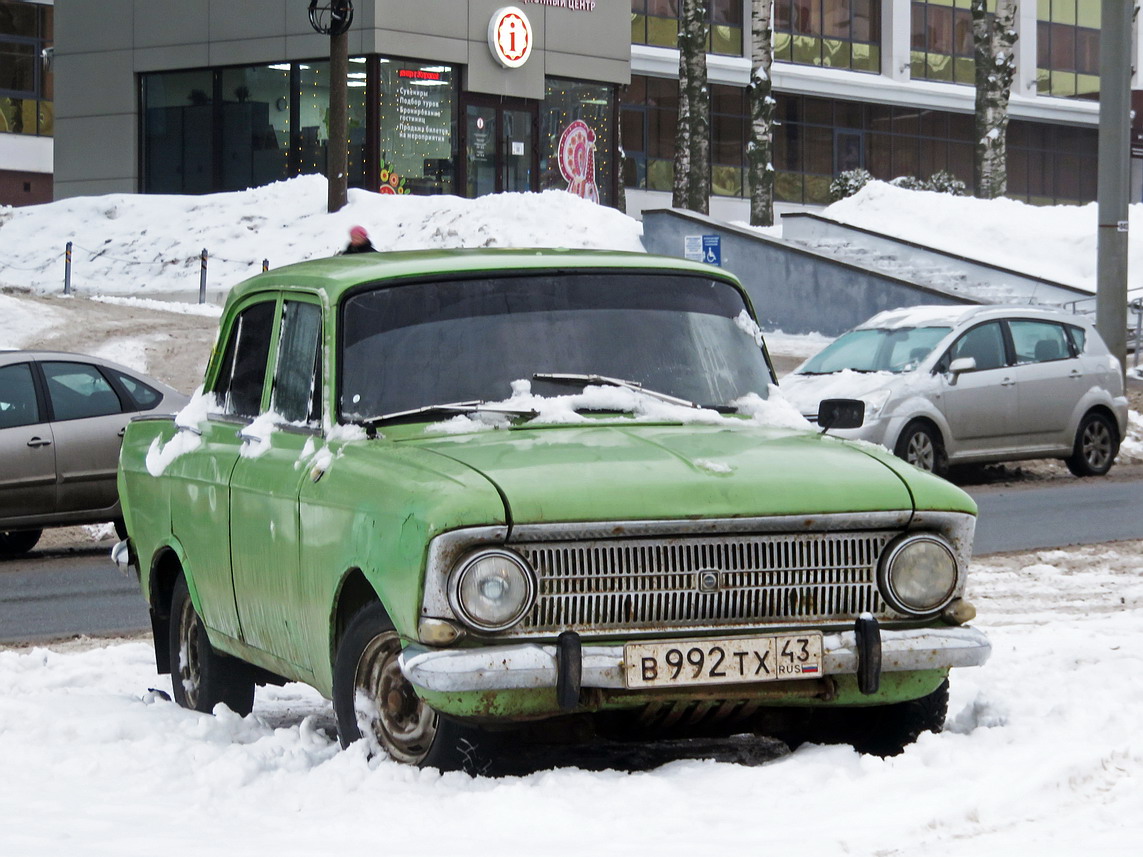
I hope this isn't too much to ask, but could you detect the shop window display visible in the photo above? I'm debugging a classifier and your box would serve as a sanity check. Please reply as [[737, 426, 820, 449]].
[[543, 79, 615, 207]]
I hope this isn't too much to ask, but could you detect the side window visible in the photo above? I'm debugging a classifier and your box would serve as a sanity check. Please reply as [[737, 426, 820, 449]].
[[107, 369, 163, 410], [1067, 324, 1087, 354], [271, 301, 323, 424], [947, 321, 1007, 371], [1009, 320, 1072, 364], [214, 301, 276, 419], [0, 363, 41, 429], [41, 362, 125, 421]]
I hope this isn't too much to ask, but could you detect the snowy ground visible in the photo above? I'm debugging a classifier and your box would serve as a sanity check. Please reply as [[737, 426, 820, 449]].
[[2, 540, 1140, 856], [3, 180, 1143, 853]]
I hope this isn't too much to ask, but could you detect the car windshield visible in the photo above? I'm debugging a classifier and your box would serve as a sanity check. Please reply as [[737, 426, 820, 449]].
[[339, 271, 773, 421], [799, 326, 952, 375]]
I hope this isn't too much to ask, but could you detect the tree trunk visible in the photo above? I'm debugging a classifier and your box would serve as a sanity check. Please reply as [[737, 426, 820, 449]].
[[972, 0, 1018, 200], [748, 0, 776, 226], [675, 0, 710, 213]]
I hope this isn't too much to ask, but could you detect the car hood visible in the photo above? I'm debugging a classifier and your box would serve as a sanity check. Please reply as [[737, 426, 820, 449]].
[[403, 422, 919, 524], [780, 370, 902, 416]]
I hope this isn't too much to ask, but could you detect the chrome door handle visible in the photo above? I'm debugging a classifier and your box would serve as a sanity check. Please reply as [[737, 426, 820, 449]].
[[1001, 378, 1015, 387], [27, 437, 52, 448], [238, 428, 262, 444]]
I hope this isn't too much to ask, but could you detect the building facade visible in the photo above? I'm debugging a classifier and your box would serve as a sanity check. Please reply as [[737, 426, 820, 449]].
[[0, 0, 53, 206], [46, 2, 1143, 215]]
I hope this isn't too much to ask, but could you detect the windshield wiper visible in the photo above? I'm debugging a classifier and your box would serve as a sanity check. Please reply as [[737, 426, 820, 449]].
[[532, 373, 701, 409], [360, 400, 538, 432]]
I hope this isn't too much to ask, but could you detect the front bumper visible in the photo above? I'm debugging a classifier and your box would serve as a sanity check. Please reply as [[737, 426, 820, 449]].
[[399, 625, 990, 694]]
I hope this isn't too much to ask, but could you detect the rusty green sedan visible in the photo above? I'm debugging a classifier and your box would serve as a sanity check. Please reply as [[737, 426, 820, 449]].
[[116, 248, 989, 771]]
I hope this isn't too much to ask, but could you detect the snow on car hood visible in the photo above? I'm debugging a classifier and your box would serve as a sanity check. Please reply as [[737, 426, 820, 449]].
[[779, 370, 901, 416], [406, 420, 917, 524]]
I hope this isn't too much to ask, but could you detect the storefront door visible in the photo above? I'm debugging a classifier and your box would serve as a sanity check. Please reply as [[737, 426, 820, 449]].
[[462, 98, 537, 197]]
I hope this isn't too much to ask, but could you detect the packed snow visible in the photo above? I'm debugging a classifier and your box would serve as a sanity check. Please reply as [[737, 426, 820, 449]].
[[3, 178, 1143, 854]]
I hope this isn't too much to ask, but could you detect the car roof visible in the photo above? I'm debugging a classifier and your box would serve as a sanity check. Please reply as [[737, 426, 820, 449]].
[[222, 248, 741, 310], [858, 303, 1092, 331]]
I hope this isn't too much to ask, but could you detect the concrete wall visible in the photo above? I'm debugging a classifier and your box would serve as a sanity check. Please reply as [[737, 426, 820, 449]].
[[53, 0, 629, 198], [642, 209, 977, 336]]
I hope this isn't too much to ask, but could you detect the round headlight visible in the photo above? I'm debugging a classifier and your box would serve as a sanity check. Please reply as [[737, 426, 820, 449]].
[[451, 550, 535, 632], [879, 535, 958, 615]]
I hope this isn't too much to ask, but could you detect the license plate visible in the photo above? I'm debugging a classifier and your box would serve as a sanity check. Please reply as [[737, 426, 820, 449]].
[[624, 633, 824, 689]]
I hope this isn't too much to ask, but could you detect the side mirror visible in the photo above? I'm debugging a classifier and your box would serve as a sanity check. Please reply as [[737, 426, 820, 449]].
[[948, 357, 976, 375], [818, 398, 865, 433]]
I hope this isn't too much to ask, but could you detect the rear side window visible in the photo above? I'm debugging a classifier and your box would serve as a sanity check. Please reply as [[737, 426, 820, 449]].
[[108, 369, 163, 410], [0, 362, 40, 429], [214, 301, 276, 419], [41, 361, 125, 421], [1009, 320, 1072, 364], [1067, 324, 1087, 354]]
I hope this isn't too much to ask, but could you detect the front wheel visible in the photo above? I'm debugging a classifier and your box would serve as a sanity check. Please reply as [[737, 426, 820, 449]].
[[0, 529, 42, 556], [894, 421, 947, 477], [333, 602, 493, 773], [168, 575, 255, 715], [1066, 411, 1118, 477]]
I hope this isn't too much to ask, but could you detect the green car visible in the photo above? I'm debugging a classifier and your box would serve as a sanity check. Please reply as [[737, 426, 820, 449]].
[[117, 248, 990, 770]]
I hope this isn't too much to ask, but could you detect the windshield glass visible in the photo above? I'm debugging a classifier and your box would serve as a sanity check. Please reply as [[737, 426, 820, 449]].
[[799, 326, 951, 375], [339, 272, 773, 420]]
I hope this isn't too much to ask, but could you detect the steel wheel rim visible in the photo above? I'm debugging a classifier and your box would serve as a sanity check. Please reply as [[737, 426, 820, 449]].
[[906, 431, 935, 472], [353, 631, 437, 764], [1082, 420, 1112, 469], [177, 596, 202, 708]]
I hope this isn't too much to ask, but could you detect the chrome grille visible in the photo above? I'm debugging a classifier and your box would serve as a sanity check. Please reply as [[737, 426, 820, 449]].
[[514, 531, 897, 636]]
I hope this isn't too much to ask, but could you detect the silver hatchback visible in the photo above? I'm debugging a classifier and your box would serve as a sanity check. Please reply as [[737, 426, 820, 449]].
[[780, 305, 1129, 477], [0, 351, 188, 555]]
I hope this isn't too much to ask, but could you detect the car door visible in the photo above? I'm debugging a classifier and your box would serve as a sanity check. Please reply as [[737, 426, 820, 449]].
[[0, 361, 57, 522], [164, 299, 277, 640], [38, 360, 130, 516], [1004, 319, 1083, 450], [228, 297, 323, 671], [937, 320, 1018, 454]]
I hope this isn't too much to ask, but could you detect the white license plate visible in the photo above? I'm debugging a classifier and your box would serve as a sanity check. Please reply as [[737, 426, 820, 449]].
[[624, 633, 824, 689]]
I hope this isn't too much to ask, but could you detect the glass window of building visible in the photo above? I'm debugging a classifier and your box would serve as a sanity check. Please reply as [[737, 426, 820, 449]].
[[378, 60, 457, 195], [219, 65, 291, 190], [141, 70, 217, 194], [631, 1, 744, 56], [772, 0, 882, 73], [711, 84, 747, 197], [295, 61, 367, 188], [620, 75, 679, 194], [910, 0, 982, 85], [1036, 0, 1099, 99], [542, 79, 615, 207], [0, 0, 53, 137]]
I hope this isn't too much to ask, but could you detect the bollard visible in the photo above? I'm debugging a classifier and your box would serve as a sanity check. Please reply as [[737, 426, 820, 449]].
[[262, 258, 269, 272], [64, 241, 73, 295], [199, 248, 208, 304]]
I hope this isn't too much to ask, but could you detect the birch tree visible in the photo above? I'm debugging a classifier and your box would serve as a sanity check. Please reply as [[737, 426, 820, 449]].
[[748, 0, 776, 226], [972, 0, 1018, 199], [674, 0, 711, 213]]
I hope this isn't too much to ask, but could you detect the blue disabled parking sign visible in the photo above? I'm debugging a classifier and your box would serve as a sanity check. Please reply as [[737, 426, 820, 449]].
[[702, 234, 721, 266], [684, 234, 722, 266]]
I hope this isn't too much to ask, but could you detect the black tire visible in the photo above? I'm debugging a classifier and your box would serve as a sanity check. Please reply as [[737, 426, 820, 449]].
[[113, 518, 128, 540], [894, 421, 947, 477], [1066, 411, 1118, 477], [0, 529, 42, 556], [333, 602, 494, 773], [168, 575, 255, 715], [805, 680, 949, 757]]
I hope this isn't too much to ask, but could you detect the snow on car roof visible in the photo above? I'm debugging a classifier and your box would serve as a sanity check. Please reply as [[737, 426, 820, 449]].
[[859, 303, 1087, 331]]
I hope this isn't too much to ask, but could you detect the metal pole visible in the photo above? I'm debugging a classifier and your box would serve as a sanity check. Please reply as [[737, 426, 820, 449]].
[[199, 248, 208, 304], [328, 28, 349, 213], [1134, 299, 1143, 370], [64, 241, 72, 295], [1096, 0, 1133, 381]]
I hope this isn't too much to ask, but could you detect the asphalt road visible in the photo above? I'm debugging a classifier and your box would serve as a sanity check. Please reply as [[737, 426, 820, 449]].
[[2, 476, 1142, 644]]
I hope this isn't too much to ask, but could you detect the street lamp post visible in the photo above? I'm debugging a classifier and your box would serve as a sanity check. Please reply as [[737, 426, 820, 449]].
[[308, 1, 354, 213]]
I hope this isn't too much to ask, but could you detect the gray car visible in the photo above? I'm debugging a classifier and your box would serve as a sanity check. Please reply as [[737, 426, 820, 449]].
[[780, 305, 1129, 477], [0, 350, 188, 555]]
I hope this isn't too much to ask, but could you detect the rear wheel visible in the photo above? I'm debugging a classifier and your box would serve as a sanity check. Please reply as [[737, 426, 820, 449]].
[[168, 575, 255, 715], [333, 602, 493, 773], [0, 529, 42, 556], [894, 421, 947, 477], [1066, 411, 1118, 477]]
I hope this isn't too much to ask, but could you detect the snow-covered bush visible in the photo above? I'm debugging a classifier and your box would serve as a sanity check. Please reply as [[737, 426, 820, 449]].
[[829, 169, 874, 202], [926, 170, 967, 196]]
